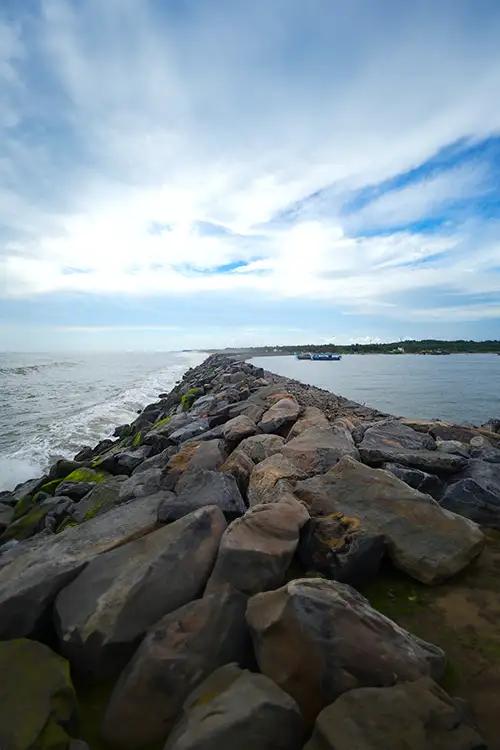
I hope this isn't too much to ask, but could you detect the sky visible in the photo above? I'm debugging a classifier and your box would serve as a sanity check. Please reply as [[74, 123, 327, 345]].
[[1, 0, 500, 351]]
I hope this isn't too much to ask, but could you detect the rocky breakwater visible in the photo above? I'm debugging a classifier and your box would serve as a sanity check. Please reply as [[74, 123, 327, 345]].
[[0, 353, 499, 750]]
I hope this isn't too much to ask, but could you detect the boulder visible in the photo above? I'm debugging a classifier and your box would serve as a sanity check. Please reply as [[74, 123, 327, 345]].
[[162, 440, 226, 489], [295, 457, 484, 584], [169, 419, 211, 445], [227, 399, 266, 423], [440, 479, 500, 529], [259, 397, 301, 435], [206, 495, 309, 595], [222, 415, 258, 447], [164, 663, 304, 750], [0, 494, 161, 638], [359, 421, 466, 474], [44, 497, 75, 533], [382, 463, 444, 499], [118, 468, 164, 502], [47, 459, 84, 480], [102, 587, 250, 749], [248, 453, 306, 506], [298, 514, 385, 586], [220, 449, 255, 495], [282, 426, 359, 476], [71, 476, 128, 523], [55, 468, 111, 500], [0, 639, 77, 750], [237, 433, 285, 463], [143, 414, 190, 447], [1, 497, 65, 542], [98, 445, 153, 475], [131, 446, 176, 474], [171, 468, 246, 520], [286, 406, 330, 441], [246, 578, 445, 724], [304, 677, 486, 750], [436, 439, 470, 458], [0, 502, 14, 531], [54, 505, 226, 680]]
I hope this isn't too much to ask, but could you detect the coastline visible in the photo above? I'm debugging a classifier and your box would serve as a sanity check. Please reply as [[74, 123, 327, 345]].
[[0, 353, 499, 749]]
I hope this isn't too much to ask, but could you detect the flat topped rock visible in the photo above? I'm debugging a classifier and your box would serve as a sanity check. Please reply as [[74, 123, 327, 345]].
[[248, 453, 306, 506], [237, 433, 285, 463], [295, 457, 484, 584], [283, 425, 359, 476], [0, 494, 162, 639], [258, 397, 301, 435]]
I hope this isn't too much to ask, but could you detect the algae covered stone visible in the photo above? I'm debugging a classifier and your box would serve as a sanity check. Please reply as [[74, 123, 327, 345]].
[[0, 639, 77, 750]]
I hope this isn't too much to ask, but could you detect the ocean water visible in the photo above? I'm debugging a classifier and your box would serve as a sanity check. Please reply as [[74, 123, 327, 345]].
[[250, 353, 500, 426], [0, 351, 207, 491]]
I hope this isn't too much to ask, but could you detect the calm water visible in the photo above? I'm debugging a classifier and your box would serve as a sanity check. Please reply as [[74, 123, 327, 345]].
[[250, 354, 500, 426], [0, 351, 207, 490]]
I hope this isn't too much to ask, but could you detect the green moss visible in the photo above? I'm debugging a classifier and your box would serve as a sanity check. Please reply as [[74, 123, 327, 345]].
[[12, 494, 35, 521], [131, 431, 142, 447], [180, 387, 202, 411], [56, 517, 78, 534], [63, 468, 108, 484], [360, 568, 427, 620], [83, 499, 107, 522], [152, 414, 172, 429], [40, 478, 63, 496], [2, 503, 52, 541]]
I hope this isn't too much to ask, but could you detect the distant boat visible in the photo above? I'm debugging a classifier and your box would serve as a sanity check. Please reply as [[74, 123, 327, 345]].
[[296, 352, 312, 360], [296, 352, 341, 361]]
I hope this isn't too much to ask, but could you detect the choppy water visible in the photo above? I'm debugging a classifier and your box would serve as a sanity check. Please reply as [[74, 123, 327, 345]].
[[250, 353, 500, 426], [0, 351, 207, 490]]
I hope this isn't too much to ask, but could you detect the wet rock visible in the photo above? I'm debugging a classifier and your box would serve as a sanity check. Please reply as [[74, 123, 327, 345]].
[[259, 396, 301, 435], [437, 439, 470, 457], [162, 439, 226, 489], [383, 463, 444, 499], [248, 453, 306, 506], [222, 415, 258, 447], [54, 505, 226, 680], [169, 468, 246, 520], [102, 587, 250, 749], [44, 497, 75, 533], [298, 514, 385, 586], [220, 448, 255, 495], [440, 479, 500, 529], [283, 426, 359, 476], [304, 677, 486, 750], [47, 459, 84, 480], [0, 494, 161, 638], [295, 457, 484, 584], [164, 663, 304, 750], [98, 445, 153, 475], [246, 578, 445, 724], [237, 433, 285, 463], [72, 476, 128, 523], [206, 495, 309, 595], [0, 639, 77, 750], [286, 406, 330, 441]]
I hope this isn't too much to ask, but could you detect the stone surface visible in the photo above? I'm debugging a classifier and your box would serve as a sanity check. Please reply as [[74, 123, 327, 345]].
[[72, 476, 128, 523], [98, 446, 153, 475], [286, 406, 330, 441], [118, 467, 163, 502], [219, 449, 255, 495], [102, 587, 250, 749], [304, 677, 486, 750], [162, 440, 226, 489], [383, 463, 444, 499], [248, 453, 306, 506], [437, 439, 470, 458], [258, 397, 301, 435], [4, 527, 133, 626], [0, 497, 62, 541], [163, 663, 304, 750], [0, 639, 77, 750], [222, 415, 258, 447], [169, 419, 211, 445], [295, 457, 484, 584], [206, 495, 309, 595], [440, 479, 500, 529], [246, 578, 445, 724], [131, 446, 176, 474], [359, 420, 466, 474], [172, 468, 246, 520], [54, 505, 226, 680], [283, 426, 359, 476], [298, 514, 385, 586], [0, 502, 14, 530], [237, 433, 285, 463]]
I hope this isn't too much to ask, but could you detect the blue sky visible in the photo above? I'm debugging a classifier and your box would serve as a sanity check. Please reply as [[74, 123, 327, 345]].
[[1, 0, 500, 350]]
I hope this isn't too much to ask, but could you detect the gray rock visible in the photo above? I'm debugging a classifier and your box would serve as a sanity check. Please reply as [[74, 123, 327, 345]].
[[222, 415, 258, 447], [164, 663, 304, 750], [171, 468, 246, 520], [47, 459, 84, 480], [44, 497, 75, 532], [440, 479, 500, 529], [259, 397, 301, 435], [0, 502, 14, 531], [304, 677, 486, 750], [169, 419, 211, 445], [54, 505, 226, 680], [437, 439, 470, 457], [72, 476, 129, 523], [237, 433, 285, 463], [55, 481, 97, 500], [227, 399, 266, 423], [286, 406, 330, 441], [131, 446, 176, 474], [282, 426, 359, 476], [119, 468, 163, 502], [206, 495, 309, 595], [295, 457, 484, 584], [102, 587, 250, 749], [246, 578, 445, 725], [99, 445, 153, 475], [298, 515, 385, 586], [383, 463, 444, 499], [248, 453, 306, 506], [0, 494, 161, 638]]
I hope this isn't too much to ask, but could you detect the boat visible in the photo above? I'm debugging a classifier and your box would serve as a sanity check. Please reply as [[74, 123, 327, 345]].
[[296, 352, 312, 360], [311, 352, 342, 361]]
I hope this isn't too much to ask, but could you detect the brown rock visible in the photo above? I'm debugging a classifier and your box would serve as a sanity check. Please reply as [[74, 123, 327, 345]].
[[258, 397, 301, 435], [248, 453, 306, 506], [286, 406, 329, 441], [238, 433, 285, 463], [283, 426, 359, 476], [222, 415, 258, 447], [220, 449, 255, 495]]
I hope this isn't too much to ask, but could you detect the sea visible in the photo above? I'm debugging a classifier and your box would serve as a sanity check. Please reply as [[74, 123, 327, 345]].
[[2, 350, 499, 492], [0, 351, 207, 491]]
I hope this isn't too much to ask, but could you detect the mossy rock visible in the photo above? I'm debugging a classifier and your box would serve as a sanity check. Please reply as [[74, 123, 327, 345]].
[[180, 387, 202, 412], [152, 415, 172, 430], [12, 494, 36, 521], [0, 639, 77, 750], [131, 431, 142, 447], [56, 517, 79, 534], [39, 478, 64, 496], [1, 499, 57, 542], [63, 468, 108, 484]]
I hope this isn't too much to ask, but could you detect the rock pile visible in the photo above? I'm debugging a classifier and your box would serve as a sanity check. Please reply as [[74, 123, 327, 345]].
[[0, 353, 498, 749]]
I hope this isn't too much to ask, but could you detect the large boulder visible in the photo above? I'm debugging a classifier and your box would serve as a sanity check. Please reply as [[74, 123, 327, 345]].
[[359, 421, 466, 474], [248, 453, 306, 506], [169, 468, 246, 520], [168, 419, 211, 445], [164, 663, 304, 750], [98, 446, 153, 475], [222, 415, 258, 448], [282, 426, 359, 476], [258, 397, 301, 435], [0, 639, 77, 750], [298, 514, 385, 586], [304, 677, 486, 750], [383, 463, 444, 499], [440, 479, 500, 529], [237, 433, 285, 463], [53, 506, 226, 680], [206, 495, 309, 595], [0, 494, 162, 638], [286, 406, 330, 441], [1, 497, 62, 542], [246, 578, 445, 724], [118, 468, 164, 502], [295, 457, 484, 584], [71, 476, 128, 523], [162, 440, 226, 489], [102, 587, 250, 749], [131, 446, 176, 475], [219, 449, 255, 496]]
